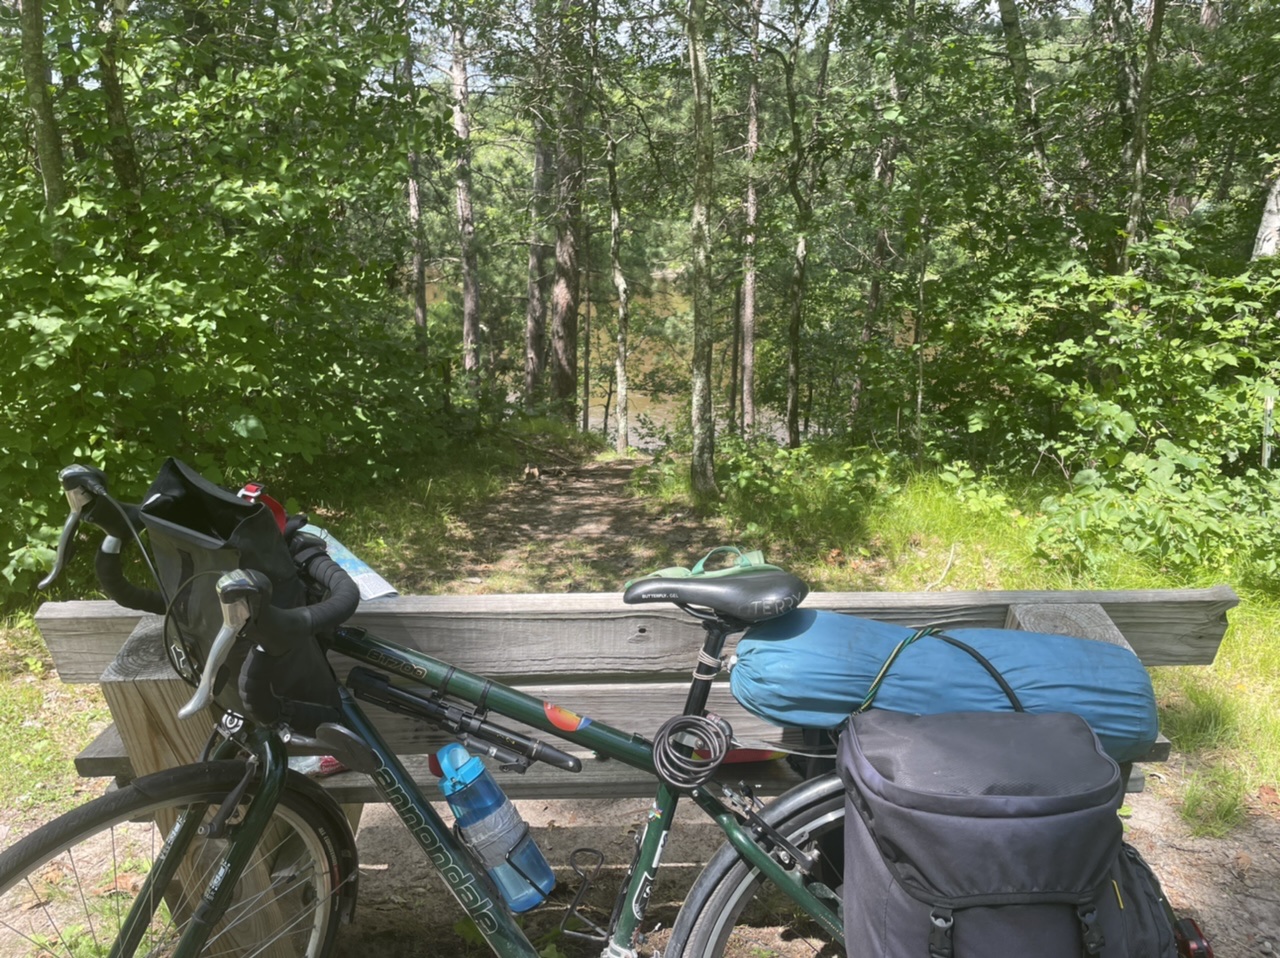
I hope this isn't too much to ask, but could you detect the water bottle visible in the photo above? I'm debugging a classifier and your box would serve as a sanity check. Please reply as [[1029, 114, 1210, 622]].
[[436, 743, 556, 912]]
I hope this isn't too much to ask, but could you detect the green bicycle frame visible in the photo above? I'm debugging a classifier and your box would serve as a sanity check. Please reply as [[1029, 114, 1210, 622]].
[[326, 625, 845, 958]]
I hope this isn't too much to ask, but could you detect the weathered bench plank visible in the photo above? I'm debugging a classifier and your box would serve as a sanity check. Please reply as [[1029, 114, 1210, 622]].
[[36, 585, 1238, 683], [40, 587, 1233, 809]]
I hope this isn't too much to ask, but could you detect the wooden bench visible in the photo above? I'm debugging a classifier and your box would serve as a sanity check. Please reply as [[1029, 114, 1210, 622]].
[[35, 587, 1238, 803]]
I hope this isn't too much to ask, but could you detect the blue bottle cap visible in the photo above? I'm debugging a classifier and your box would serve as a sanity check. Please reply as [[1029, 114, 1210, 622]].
[[437, 743, 485, 797]]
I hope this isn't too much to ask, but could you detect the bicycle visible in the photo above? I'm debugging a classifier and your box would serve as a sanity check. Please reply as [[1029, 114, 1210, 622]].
[[0, 464, 846, 958]]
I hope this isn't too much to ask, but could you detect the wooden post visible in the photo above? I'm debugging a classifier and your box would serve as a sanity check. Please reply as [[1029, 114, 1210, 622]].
[[1005, 602, 1170, 791], [100, 620, 332, 956], [100, 617, 217, 775]]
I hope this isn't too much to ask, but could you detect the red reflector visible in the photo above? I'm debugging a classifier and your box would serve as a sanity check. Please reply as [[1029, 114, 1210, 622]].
[[1174, 917, 1213, 958]]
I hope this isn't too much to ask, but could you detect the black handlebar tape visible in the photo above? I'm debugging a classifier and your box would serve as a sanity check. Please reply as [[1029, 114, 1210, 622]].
[[241, 550, 360, 657], [84, 498, 146, 542], [300, 553, 361, 634], [95, 548, 166, 615]]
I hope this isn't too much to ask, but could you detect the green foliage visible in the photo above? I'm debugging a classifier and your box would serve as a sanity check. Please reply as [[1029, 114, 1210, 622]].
[[715, 439, 899, 550], [1036, 450, 1280, 579], [0, 0, 463, 608], [940, 238, 1280, 473]]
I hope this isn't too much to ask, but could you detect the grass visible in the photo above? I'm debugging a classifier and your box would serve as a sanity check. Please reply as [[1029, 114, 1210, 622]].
[[0, 615, 113, 828], [1152, 595, 1280, 834]]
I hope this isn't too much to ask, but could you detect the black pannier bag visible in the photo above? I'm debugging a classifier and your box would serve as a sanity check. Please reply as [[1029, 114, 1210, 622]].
[[138, 457, 340, 721], [838, 710, 1177, 958]]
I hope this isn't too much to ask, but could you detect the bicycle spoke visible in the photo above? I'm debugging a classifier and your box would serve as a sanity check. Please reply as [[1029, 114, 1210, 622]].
[[0, 769, 349, 958]]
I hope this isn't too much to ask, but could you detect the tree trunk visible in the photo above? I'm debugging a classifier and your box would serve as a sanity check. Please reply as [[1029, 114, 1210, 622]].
[[785, 236, 807, 448], [995, 0, 1049, 168], [408, 151, 429, 345], [1254, 175, 1280, 260], [853, 0, 907, 427], [581, 222, 592, 432], [1103, 0, 1140, 162], [727, 284, 740, 436], [607, 136, 631, 454], [19, 0, 67, 220], [525, 122, 552, 405], [740, 0, 761, 437], [452, 19, 481, 376], [524, 0, 555, 408], [687, 0, 718, 500], [99, 0, 142, 207], [779, 0, 836, 448], [995, 0, 1084, 243], [1121, 0, 1166, 267], [1097, 0, 1140, 269], [550, 148, 582, 412], [550, 0, 586, 415]]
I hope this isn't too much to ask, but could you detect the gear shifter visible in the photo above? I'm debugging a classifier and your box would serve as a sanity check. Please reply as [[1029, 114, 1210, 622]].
[[178, 569, 272, 719]]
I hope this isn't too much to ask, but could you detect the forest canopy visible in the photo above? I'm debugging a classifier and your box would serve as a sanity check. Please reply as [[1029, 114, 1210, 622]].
[[3, 0, 1279, 604]]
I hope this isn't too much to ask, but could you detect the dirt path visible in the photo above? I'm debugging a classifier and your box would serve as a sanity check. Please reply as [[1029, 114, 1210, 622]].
[[419, 458, 724, 596], [336, 456, 1280, 958]]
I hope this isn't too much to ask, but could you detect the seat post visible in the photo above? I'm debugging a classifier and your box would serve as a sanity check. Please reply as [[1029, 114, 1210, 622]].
[[681, 617, 735, 717]]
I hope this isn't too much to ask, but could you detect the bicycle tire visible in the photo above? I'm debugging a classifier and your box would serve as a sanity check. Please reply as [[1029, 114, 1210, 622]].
[[0, 760, 357, 958], [669, 773, 846, 958]]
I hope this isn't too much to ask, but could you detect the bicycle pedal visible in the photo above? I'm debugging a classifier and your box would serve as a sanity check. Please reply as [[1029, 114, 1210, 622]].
[[560, 847, 608, 943]]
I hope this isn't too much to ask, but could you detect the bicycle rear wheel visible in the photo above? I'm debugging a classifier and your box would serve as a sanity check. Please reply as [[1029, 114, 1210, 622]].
[[0, 760, 357, 958], [669, 773, 846, 958]]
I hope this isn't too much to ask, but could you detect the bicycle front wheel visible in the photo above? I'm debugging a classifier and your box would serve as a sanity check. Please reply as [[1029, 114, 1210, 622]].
[[0, 760, 357, 958], [670, 773, 846, 958]]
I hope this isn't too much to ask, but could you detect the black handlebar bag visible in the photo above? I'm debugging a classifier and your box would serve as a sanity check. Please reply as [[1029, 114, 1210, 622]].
[[838, 710, 1176, 957], [138, 457, 339, 718]]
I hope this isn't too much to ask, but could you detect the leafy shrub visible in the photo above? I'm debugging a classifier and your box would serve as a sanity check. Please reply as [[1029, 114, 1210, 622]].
[[715, 440, 899, 547], [1035, 442, 1280, 578], [938, 234, 1280, 476]]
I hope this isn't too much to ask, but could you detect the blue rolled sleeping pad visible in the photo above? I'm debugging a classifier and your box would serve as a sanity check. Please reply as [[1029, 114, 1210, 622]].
[[729, 609, 1159, 763]]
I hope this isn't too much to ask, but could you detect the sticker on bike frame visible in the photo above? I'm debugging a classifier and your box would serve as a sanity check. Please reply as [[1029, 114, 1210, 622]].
[[544, 702, 593, 732]]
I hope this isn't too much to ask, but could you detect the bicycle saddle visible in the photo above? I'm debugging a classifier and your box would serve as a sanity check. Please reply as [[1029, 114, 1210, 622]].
[[623, 568, 808, 625]]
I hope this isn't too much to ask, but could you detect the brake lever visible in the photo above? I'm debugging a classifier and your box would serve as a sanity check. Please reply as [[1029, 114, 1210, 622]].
[[39, 465, 110, 590], [178, 569, 272, 720]]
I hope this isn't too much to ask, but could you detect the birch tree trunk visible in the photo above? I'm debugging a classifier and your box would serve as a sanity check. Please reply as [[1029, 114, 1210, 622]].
[[19, 0, 67, 220], [452, 19, 481, 376], [524, 119, 552, 405], [995, 0, 1048, 168], [1254, 175, 1280, 260], [687, 0, 718, 500], [402, 34, 430, 350], [408, 151, 429, 341], [607, 136, 631, 454]]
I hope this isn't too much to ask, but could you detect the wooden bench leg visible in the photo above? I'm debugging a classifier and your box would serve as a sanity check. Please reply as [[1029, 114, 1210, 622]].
[[1006, 603, 1162, 794]]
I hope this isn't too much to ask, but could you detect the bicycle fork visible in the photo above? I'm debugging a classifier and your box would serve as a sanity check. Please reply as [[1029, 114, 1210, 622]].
[[107, 728, 290, 958]]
